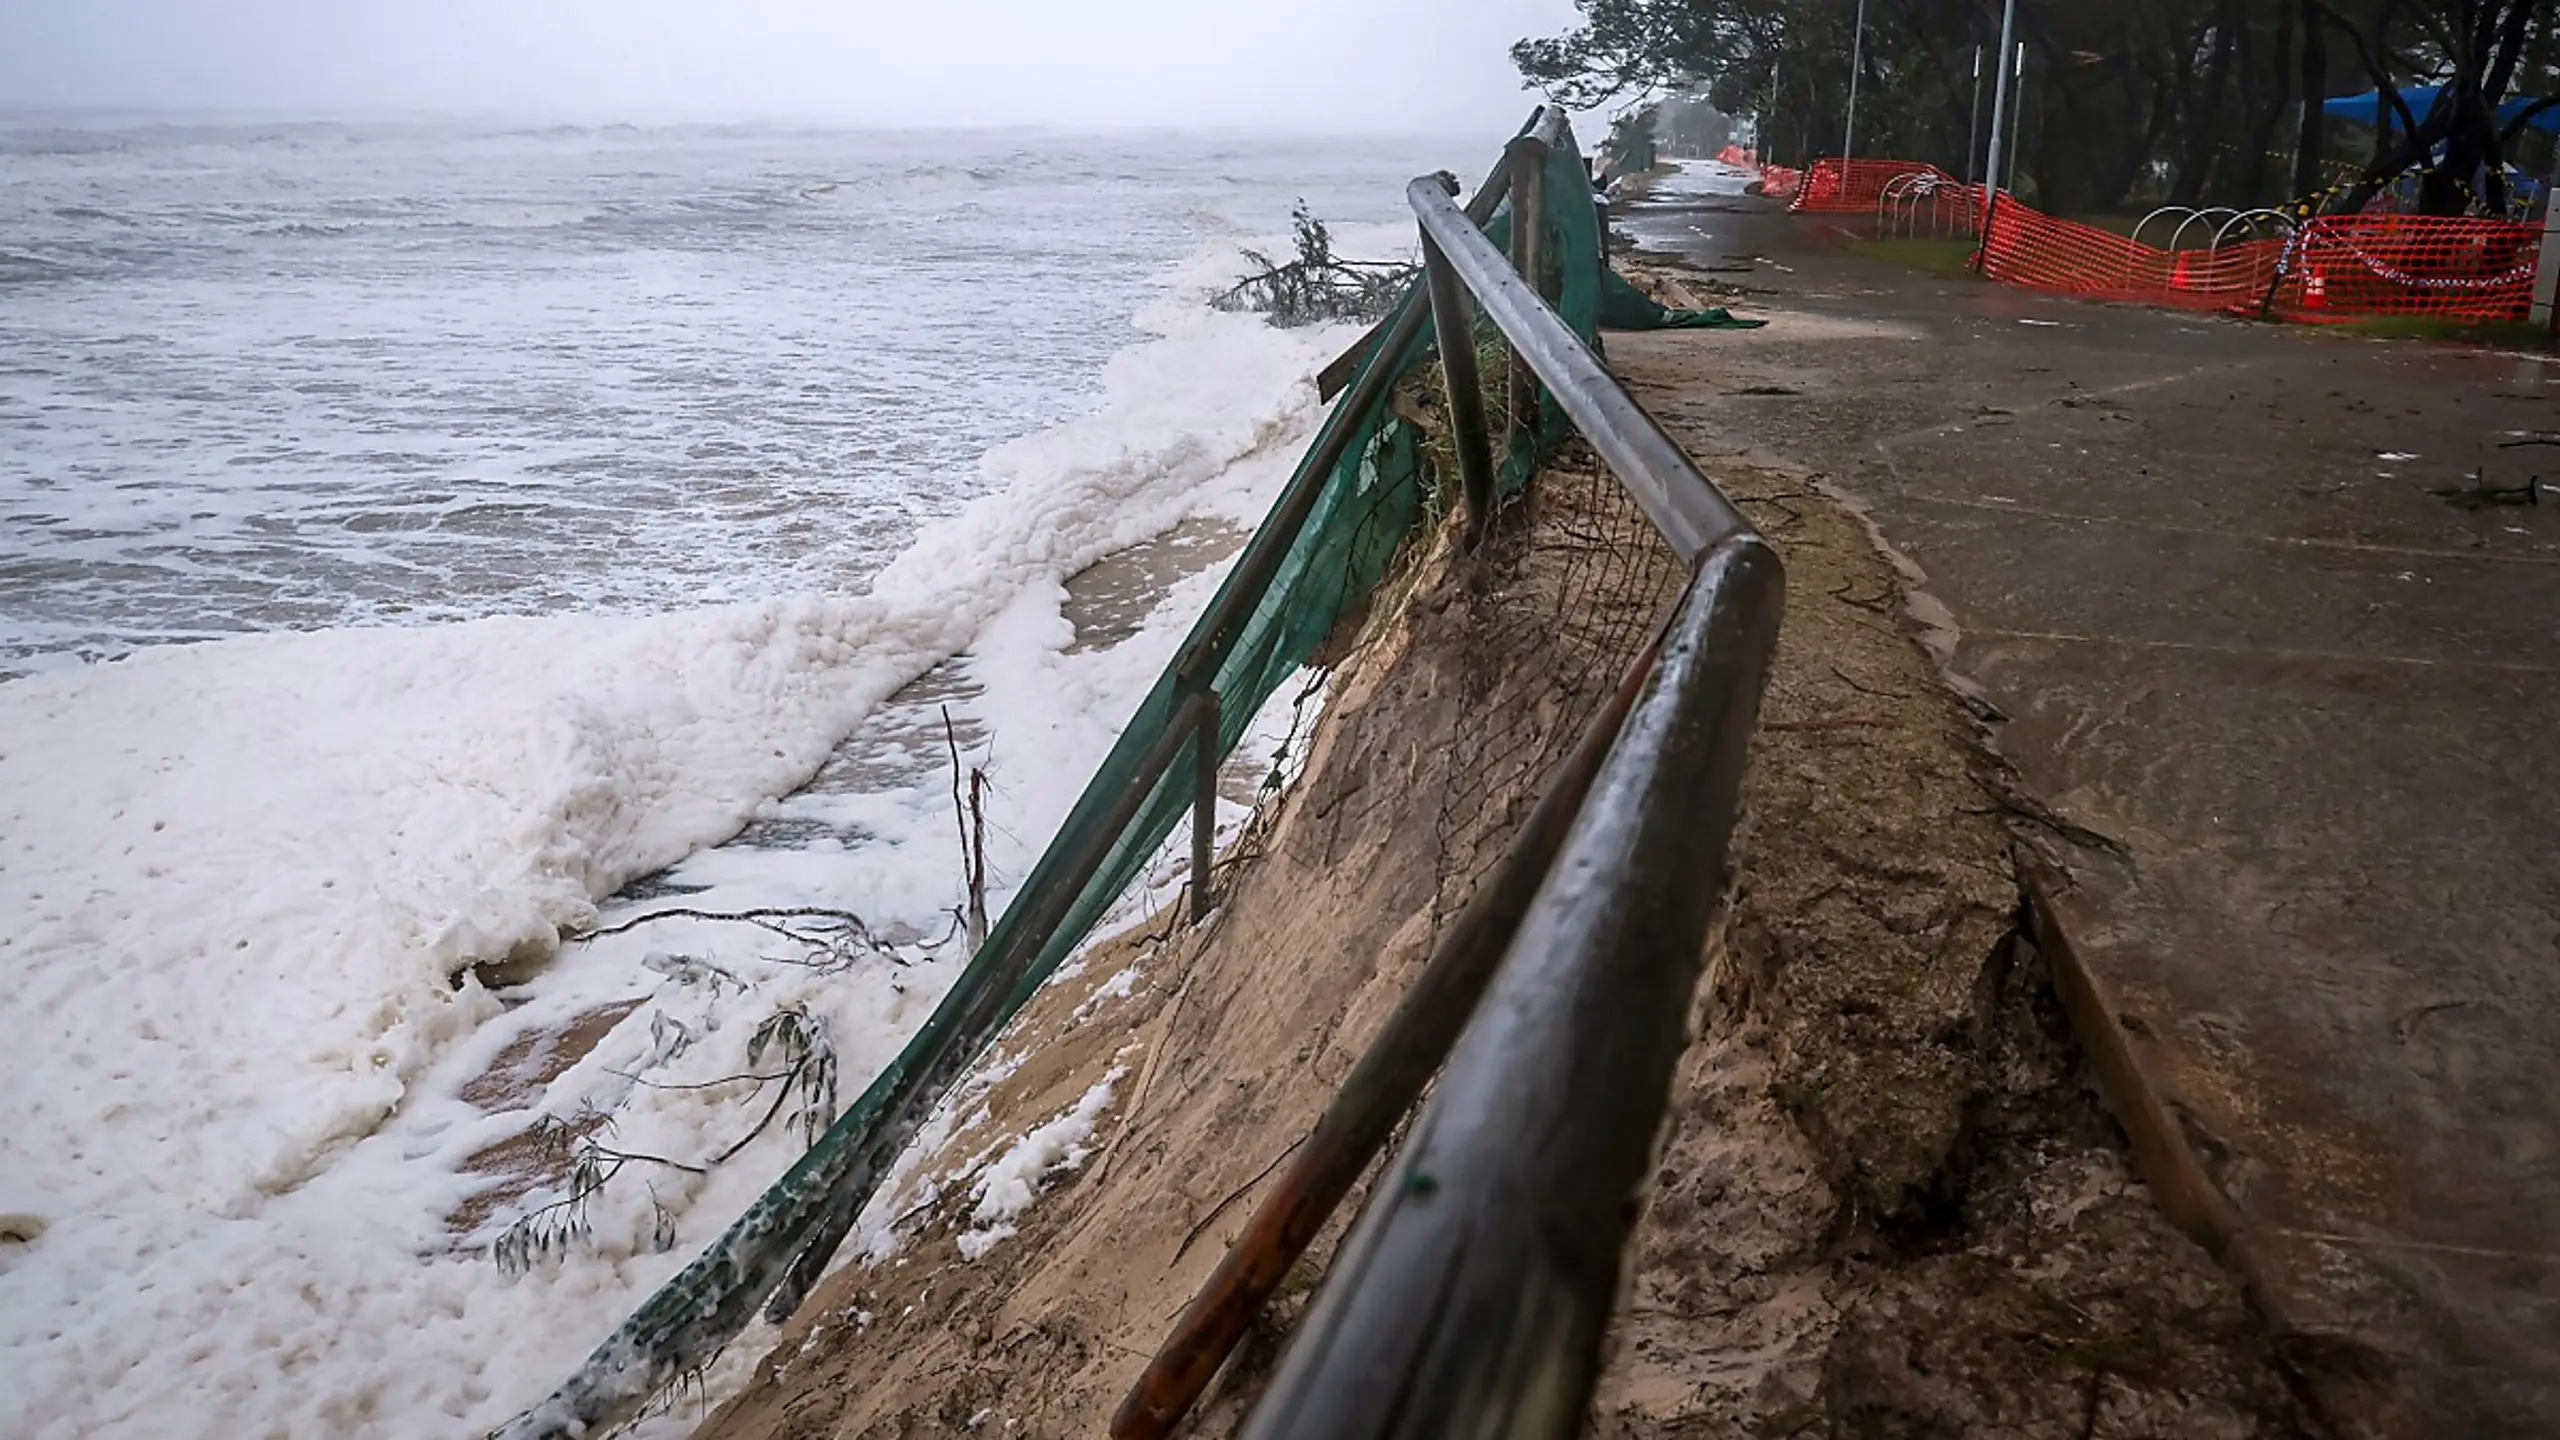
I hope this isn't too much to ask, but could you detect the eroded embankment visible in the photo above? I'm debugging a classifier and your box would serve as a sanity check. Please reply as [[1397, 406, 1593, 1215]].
[[693, 363, 2311, 1437]]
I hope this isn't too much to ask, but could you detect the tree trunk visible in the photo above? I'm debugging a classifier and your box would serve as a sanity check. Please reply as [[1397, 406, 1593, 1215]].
[[2168, 2, 2245, 207], [2232, 1, 2298, 204], [2293, 0, 2330, 200]]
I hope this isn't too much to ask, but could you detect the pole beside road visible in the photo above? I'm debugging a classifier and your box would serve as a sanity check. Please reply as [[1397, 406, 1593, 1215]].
[[1963, 46, 1983, 192], [1981, 0, 2019, 229], [1844, 0, 1867, 163]]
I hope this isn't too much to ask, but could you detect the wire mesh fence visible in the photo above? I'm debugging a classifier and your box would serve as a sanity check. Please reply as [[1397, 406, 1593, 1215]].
[[1419, 445, 1688, 945]]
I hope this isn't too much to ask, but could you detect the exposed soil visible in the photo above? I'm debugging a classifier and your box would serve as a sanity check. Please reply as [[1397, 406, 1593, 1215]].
[[686, 298, 2318, 1438], [1579, 430, 2305, 1439]]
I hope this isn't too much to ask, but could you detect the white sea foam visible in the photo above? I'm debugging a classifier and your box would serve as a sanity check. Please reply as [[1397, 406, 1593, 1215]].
[[0, 201, 1373, 1436], [1643, 158, 1761, 200], [955, 1068, 1126, 1262]]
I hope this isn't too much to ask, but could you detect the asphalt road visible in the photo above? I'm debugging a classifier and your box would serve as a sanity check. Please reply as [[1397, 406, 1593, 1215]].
[[1613, 184, 2560, 1437]]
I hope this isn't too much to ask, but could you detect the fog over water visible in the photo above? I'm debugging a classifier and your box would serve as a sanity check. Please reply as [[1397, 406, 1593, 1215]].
[[1, 0, 1583, 132]]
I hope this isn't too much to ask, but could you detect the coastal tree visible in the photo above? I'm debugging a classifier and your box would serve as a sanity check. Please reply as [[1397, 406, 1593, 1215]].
[[1513, 0, 2560, 217]]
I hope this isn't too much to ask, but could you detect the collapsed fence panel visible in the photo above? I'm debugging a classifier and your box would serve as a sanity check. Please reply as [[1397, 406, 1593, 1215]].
[[1978, 200, 2287, 311], [1710, 145, 1802, 204]]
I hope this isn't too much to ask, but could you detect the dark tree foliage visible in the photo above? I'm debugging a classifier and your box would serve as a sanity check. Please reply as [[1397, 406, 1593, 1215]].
[[1515, 0, 2560, 217]]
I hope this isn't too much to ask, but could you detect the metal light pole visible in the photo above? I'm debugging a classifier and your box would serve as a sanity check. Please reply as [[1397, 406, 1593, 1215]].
[[1844, 0, 1868, 162], [1765, 58, 1782, 165], [1981, 0, 2019, 227], [1963, 45, 1983, 190], [2004, 42, 2027, 197]]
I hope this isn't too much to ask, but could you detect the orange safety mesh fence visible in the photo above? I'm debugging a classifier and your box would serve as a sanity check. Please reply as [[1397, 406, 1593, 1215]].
[[1945, 177, 2541, 325], [1789, 157, 1953, 214], [1979, 197, 2286, 312], [2272, 214, 2542, 322], [1877, 176, 1986, 238], [1712, 145, 1803, 204]]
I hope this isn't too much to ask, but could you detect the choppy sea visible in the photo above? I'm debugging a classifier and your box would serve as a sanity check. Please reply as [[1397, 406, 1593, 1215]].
[[0, 119, 1475, 1438], [0, 120, 1457, 673]]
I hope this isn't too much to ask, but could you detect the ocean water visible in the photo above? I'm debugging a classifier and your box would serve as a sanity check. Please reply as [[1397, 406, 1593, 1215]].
[[0, 120, 1452, 673], [0, 119, 1472, 1437]]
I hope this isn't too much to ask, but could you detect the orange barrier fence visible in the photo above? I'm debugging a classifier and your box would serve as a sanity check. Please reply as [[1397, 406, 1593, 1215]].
[[1979, 199, 2285, 311], [1745, 154, 2544, 325], [1879, 177, 1987, 239], [2275, 213, 2541, 322], [1980, 191, 2540, 324], [1712, 145, 1803, 204], [1788, 157, 1952, 214]]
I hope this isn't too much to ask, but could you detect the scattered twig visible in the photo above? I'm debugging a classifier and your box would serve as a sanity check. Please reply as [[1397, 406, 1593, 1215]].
[[946, 706, 990, 954], [1175, 1139, 1305, 1262], [2433, 466, 2540, 510], [711, 1073, 811, 1169], [579, 905, 880, 949], [1732, 490, 1814, 533], [604, 1066, 799, 1092], [1092, 951, 1202, 1187], [1829, 578, 1899, 615], [1765, 717, 1895, 732], [489, 1003, 841, 1275], [712, 1006, 839, 1165], [587, 1141, 709, 1177], [1829, 663, 1912, 700]]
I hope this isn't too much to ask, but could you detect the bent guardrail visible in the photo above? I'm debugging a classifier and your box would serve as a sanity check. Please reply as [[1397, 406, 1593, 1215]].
[[1224, 175, 1783, 1440], [494, 108, 1607, 1440], [1112, 169, 1783, 1440]]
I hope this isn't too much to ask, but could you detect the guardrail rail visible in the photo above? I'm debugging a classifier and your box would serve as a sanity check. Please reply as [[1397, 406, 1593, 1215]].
[[1115, 146, 1784, 1440], [497, 107, 1782, 1440]]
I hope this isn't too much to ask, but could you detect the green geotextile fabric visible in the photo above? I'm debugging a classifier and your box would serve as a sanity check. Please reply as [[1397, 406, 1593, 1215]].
[[1483, 184, 1761, 334], [1599, 268, 1766, 332], [508, 116, 1732, 1434]]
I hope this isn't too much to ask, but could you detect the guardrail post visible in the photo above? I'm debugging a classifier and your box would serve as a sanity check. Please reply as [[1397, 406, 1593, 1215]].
[[1421, 187, 1497, 549], [1189, 685, 1221, 924], [1505, 135, 1550, 456], [2533, 166, 2560, 333]]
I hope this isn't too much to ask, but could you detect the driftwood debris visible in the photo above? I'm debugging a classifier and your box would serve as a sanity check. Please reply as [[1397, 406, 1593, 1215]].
[[1215, 204, 1414, 329]]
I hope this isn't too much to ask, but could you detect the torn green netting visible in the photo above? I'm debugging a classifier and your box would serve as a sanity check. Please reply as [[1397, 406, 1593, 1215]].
[[1599, 268, 1767, 331], [498, 114, 1741, 1440]]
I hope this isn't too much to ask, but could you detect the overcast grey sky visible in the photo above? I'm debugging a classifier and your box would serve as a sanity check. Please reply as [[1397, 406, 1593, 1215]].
[[0, 0, 1595, 133]]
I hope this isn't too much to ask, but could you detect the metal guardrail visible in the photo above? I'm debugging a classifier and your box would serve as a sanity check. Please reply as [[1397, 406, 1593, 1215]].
[[504, 105, 1778, 1440], [498, 116, 1551, 1440], [1227, 170, 1784, 1440], [1115, 129, 1783, 1440]]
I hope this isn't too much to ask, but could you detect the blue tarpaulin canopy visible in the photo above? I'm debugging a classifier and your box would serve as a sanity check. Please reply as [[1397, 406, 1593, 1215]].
[[2322, 85, 2560, 133]]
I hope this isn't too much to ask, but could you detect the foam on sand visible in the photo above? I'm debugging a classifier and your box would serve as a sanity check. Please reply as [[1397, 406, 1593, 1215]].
[[0, 240, 1361, 1438]]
